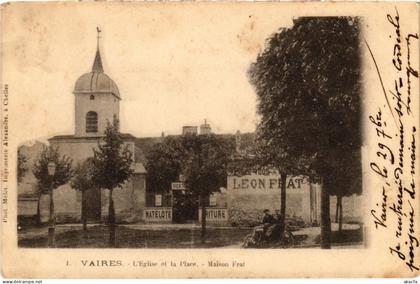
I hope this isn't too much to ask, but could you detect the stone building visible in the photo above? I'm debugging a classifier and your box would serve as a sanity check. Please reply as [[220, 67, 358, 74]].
[[41, 41, 146, 223], [17, 141, 48, 225], [139, 131, 363, 227]]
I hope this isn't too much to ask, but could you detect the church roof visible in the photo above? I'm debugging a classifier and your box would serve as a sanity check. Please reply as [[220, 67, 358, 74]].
[[132, 163, 147, 174], [49, 133, 136, 141], [73, 48, 120, 99], [92, 49, 103, 72]]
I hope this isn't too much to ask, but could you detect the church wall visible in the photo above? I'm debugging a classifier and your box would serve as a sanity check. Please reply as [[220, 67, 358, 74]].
[[18, 195, 52, 225], [46, 139, 142, 223], [51, 139, 100, 164], [18, 198, 38, 216], [53, 184, 81, 223], [98, 174, 146, 223], [102, 180, 132, 222], [51, 138, 135, 164], [17, 141, 46, 197], [18, 182, 38, 198], [74, 92, 119, 137]]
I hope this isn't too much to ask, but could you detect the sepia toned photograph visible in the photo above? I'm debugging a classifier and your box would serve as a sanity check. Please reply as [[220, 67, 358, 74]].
[[1, 1, 418, 279], [16, 16, 363, 250]]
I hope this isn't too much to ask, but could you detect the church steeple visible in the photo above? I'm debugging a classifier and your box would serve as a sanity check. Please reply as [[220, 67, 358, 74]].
[[92, 27, 104, 73], [92, 49, 103, 73], [73, 26, 120, 137]]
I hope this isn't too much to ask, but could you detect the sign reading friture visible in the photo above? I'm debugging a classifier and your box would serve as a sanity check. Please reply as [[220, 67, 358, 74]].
[[198, 208, 228, 222], [144, 207, 172, 222]]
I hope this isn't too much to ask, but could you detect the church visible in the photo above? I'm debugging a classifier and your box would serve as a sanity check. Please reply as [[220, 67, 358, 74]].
[[47, 38, 147, 223]]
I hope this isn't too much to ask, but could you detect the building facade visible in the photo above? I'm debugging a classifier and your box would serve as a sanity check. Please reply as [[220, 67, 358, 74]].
[[45, 43, 146, 223]]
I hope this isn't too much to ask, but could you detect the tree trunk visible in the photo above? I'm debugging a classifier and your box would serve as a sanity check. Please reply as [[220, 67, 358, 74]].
[[36, 192, 41, 226], [338, 195, 343, 232], [200, 194, 206, 244], [320, 178, 331, 249], [279, 171, 287, 237], [335, 195, 339, 223], [82, 190, 87, 231], [108, 189, 116, 247], [48, 187, 55, 247]]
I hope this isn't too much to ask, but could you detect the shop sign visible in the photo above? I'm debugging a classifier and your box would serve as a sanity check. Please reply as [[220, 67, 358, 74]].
[[209, 194, 217, 206], [144, 207, 172, 222], [155, 195, 162, 206], [228, 174, 309, 192], [171, 182, 185, 190], [198, 208, 228, 222]]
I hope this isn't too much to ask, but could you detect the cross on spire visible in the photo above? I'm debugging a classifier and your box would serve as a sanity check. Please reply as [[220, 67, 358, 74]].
[[96, 26, 102, 49]]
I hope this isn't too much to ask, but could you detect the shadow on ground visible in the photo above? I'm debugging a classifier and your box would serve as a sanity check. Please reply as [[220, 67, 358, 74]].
[[313, 228, 364, 246], [18, 225, 253, 248], [18, 224, 363, 248]]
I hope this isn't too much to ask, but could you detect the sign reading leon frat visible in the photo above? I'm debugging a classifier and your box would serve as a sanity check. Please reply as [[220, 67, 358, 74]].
[[227, 173, 309, 192], [144, 207, 172, 222]]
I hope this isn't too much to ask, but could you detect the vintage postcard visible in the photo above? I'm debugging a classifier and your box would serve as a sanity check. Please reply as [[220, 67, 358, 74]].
[[0, 1, 419, 279]]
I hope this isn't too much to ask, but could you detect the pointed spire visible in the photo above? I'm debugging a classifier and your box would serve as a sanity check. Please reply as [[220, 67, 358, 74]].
[[92, 27, 104, 73], [92, 49, 103, 72]]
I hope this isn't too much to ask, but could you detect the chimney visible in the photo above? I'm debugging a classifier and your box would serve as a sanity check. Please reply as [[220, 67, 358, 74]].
[[235, 130, 241, 153], [199, 119, 211, 135]]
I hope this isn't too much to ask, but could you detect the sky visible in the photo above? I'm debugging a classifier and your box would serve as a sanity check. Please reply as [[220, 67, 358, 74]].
[[3, 3, 294, 143]]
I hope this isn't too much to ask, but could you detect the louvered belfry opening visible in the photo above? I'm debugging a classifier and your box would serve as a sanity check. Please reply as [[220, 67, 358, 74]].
[[86, 111, 98, 133]]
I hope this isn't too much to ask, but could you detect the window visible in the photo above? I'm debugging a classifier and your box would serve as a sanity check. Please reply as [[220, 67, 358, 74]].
[[209, 194, 217, 207], [86, 111, 98, 133], [155, 195, 162, 207], [90, 95, 95, 100]]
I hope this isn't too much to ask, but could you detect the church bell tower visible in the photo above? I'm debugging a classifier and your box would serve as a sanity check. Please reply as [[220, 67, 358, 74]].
[[72, 28, 121, 137]]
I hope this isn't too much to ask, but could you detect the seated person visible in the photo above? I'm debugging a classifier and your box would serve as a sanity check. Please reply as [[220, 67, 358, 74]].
[[262, 209, 275, 225], [270, 209, 285, 239], [273, 209, 282, 224], [261, 209, 275, 240]]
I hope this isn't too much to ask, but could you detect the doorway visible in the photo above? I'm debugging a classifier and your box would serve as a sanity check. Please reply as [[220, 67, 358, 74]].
[[83, 188, 101, 221], [172, 191, 198, 223]]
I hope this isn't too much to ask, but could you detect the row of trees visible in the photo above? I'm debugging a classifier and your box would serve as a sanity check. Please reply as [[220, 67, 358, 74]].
[[30, 120, 133, 247], [146, 134, 235, 242], [145, 17, 362, 248], [27, 129, 234, 245], [247, 17, 362, 248]]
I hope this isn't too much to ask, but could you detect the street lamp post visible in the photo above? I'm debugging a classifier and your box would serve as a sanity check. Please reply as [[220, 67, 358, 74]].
[[47, 161, 56, 248]]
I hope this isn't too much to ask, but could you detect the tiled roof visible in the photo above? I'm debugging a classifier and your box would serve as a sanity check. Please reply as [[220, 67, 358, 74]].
[[48, 133, 136, 141], [132, 162, 147, 174]]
